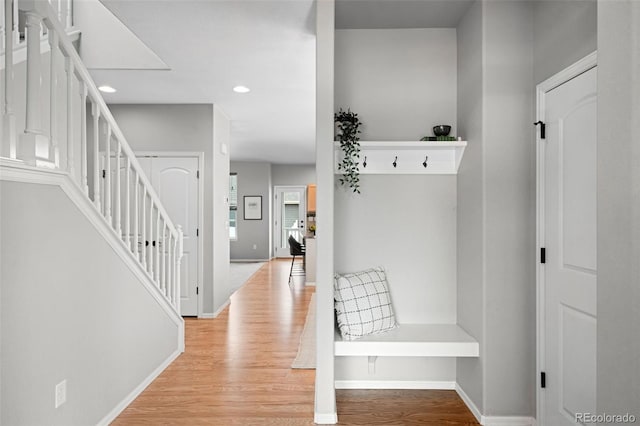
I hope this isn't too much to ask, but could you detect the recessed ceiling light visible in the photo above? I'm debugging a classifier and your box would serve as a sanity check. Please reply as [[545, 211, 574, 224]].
[[98, 85, 117, 93], [233, 85, 250, 94]]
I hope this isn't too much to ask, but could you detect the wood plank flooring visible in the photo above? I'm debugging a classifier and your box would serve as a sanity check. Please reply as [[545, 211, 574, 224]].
[[114, 259, 479, 425]]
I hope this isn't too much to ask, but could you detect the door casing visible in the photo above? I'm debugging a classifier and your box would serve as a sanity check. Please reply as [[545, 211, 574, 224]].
[[536, 51, 597, 425], [136, 151, 205, 318]]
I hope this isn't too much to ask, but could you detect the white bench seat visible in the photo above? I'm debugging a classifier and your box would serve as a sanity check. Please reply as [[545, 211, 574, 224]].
[[334, 324, 479, 358]]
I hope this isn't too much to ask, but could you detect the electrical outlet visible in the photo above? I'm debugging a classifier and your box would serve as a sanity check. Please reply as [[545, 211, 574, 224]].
[[55, 380, 67, 408], [252, 244, 257, 250]]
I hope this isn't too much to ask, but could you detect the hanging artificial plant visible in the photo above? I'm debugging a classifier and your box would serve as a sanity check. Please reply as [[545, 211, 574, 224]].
[[335, 108, 363, 193]]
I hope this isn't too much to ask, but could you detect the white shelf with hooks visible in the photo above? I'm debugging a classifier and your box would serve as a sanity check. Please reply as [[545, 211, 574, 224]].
[[334, 141, 467, 175]]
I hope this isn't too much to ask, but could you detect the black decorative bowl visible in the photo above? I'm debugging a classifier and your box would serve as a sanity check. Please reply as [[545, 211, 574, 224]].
[[433, 125, 451, 136]]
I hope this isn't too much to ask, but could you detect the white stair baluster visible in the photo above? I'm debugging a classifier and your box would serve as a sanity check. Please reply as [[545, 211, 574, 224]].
[[114, 140, 121, 236], [155, 207, 160, 285], [133, 172, 140, 260], [161, 221, 167, 296], [79, 83, 88, 194], [168, 233, 173, 305], [148, 199, 154, 276], [91, 103, 101, 210], [12, 0, 18, 47], [176, 225, 183, 314], [141, 187, 147, 268], [2, 0, 17, 159], [125, 156, 131, 248], [105, 124, 112, 225], [66, 0, 72, 29], [64, 57, 75, 176]]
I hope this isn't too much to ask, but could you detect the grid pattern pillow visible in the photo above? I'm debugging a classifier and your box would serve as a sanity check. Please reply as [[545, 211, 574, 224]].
[[334, 267, 397, 341]]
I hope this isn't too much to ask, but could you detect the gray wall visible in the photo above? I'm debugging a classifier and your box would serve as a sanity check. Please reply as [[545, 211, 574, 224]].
[[456, 0, 485, 411], [533, 0, 597, 84], [334, 28, 458, 383], [456, 0, 535, 416], [596, 0, 640, 418], [271, 164, 316, 186], [335, 28, 458, 140], [230, 162, 272, 260], [109, 104, 228, 315], [1, 182, 179, 425]]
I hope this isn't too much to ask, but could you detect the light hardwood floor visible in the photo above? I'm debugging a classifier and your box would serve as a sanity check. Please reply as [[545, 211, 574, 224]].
[[114, 259, 479, 425]]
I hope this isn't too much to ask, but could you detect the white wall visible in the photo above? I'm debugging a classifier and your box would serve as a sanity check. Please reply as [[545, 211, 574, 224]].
[[456, 0, 484, 410], [230, 161, 272, 260], [335, 28, 457, 141], [108, 104, 228, 315], [271, 164, 316, 186], [0, 181, 180, 425], [533, 0, 597, 84], [596, 0, 640, 418], [456, 0, 535, 417], [212, 106, 231, 312], [334, 28, 458, 383]]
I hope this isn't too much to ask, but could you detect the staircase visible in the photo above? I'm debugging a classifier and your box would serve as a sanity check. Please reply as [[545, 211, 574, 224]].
[[1, 1, 185, 424]]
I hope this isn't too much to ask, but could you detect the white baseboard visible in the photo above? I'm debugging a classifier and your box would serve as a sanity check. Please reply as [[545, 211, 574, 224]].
[[455, 383, 535, 426], [199, 299, 230, 319], [96, 349, 181, 426], [314, 412, 338, 424], [335, 380, 455, 390]]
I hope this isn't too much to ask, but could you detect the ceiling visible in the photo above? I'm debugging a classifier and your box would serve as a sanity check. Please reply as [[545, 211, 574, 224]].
[[90, 0, 474, 165]]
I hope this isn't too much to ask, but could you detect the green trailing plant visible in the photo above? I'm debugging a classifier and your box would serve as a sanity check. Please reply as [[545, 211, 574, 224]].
[[335, 108, 362, 193]]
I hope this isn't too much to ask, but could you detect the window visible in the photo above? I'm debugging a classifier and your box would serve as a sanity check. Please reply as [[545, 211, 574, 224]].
[[229, 173, 238, 240]]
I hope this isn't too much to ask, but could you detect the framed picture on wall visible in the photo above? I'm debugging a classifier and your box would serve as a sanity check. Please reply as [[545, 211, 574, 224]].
[[243, 196, 262, 220]]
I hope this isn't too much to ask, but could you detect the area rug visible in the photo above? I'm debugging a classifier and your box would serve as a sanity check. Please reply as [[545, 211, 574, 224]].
[[229, 261, 266, 294], [292, 294, 316, 369]]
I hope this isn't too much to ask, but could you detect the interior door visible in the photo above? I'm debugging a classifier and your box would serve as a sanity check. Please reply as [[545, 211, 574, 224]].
[[274, 186, 306, 257], [143, 156, 200, 317], [542, 66, 597, 425]]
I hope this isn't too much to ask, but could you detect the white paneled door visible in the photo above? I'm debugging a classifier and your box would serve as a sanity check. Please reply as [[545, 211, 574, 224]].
[[274, 186, 306, 258], [140, 156, 200, 316], [540, 64, 597, 425]]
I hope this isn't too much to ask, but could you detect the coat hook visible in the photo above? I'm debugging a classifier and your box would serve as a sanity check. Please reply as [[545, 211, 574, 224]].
[[393, 156, 398, 168], [423, 156, 428, 168], [363, 156, 367, 168]]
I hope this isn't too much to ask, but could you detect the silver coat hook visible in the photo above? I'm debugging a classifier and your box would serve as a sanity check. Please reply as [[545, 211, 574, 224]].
[[423, 156, 428, 168], [393, 156, 398, 168]]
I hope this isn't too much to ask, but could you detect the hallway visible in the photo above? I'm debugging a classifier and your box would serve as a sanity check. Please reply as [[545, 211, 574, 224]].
[[114, 259, 478, 425]]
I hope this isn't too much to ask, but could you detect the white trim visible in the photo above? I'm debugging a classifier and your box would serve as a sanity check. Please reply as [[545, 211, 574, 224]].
[[535, 51, 596, 426], [482, 417, 535, 426], [96, 348, 181, 426], [230, 258, 270, 262], [335, 380, 455, 390], [0, 30, 81, 70], [135, 151, 205, 319], [314, 413, 338, 425], [212, 299, 231, 318], [455, 383, 482, 423]]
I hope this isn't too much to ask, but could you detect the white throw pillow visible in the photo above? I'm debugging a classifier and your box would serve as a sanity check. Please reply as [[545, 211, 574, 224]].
[[334, 267, 398, 341]]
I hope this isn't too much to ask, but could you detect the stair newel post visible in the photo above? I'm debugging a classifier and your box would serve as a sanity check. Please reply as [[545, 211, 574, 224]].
[[141, 186, 147, 268], [48, 29, 60, 167], [176, 225, 184, 314], [91, 102, 101, 210], [114, 140, 122, 236], [133, 171, 139, 258], [1, 0, 17, 159], [79, 82, 88, 194], [125, 155, 131, 248], [105, 123, 112, 226], [20, 7, 49, 165], [64, 56, 75, 176]]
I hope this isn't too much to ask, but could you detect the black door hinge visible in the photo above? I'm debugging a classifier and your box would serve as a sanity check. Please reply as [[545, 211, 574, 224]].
[[534, 121, 546, 139], [196, 170, 200, 179], [196, 228, 199, 237], [102, 169, 106, 178], [196, 286, 199, 295], [541, 372, 546, 388], [541, 247, 546, 264]]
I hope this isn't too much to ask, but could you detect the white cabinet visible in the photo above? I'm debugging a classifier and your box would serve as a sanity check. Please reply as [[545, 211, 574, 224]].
[[304, 237, 316, 286]]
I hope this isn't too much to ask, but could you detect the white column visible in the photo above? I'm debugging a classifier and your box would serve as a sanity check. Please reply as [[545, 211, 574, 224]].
[[49, 30, 60, 167], [20, 11, 49, 165], [65, 57, 75, 175], [2, 0, 17, 158]]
